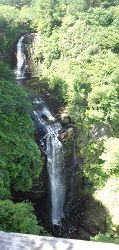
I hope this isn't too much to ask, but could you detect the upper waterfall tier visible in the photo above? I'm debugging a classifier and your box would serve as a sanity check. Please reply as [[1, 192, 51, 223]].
[[15, 36, 27, 79]]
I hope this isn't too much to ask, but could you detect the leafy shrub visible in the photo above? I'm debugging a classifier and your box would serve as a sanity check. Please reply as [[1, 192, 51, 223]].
[[91, 232, 119, 244], [0, 65, 43, 199], [0, 200, 46, 235]]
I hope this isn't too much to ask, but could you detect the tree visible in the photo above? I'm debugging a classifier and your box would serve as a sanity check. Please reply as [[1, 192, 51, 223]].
[[32, 0, 62, 34], [0, 200, 46, 235], [0, 0, 32, 8], [0, 63, 43, 199]]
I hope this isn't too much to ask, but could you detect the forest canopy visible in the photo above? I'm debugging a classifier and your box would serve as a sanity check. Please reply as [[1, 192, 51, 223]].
[[0, 0, 119, 242]]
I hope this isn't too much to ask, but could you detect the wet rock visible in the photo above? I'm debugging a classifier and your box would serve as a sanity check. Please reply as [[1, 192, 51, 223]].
[[77, 228, 90, 240], [60, 109, 71, 126], [90, 124, 112, 139], [81, 196, 107, 236], [23, 33, 42, 76], [60, 128, 74, 141]]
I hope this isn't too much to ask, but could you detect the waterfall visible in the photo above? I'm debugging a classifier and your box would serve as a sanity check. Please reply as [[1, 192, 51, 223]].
[[15, 36, 27, 79], [33, 98, 65, 225], [15, 36, 65, 225]]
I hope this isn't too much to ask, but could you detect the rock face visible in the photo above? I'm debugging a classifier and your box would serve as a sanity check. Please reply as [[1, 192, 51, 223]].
[[63, 130, 80, 205], [90, 124, 112, 139], [24, 33, 42, 76], [81, 196, 107, 235]]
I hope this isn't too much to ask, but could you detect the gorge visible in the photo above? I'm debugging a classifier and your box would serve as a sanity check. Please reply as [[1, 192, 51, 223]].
[[13, 35, 108, 240], [9, 33, 119, 240], [0, 0, 119, 244]]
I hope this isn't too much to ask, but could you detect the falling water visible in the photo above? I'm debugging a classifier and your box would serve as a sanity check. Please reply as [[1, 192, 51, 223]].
[[15, 37, 65, 225], [15, 36, 27, 79], [33, 98, 65, 225]]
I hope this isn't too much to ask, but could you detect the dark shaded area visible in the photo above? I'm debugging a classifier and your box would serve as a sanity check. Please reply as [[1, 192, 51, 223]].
[[33, 191, 109, 240]]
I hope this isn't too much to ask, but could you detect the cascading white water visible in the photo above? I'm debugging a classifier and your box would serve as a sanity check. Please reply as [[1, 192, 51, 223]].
[[33, 98, 65, 225], [15, 36, 27, 79], [15, 36, 65, 225], [46, 132, 65, 224]]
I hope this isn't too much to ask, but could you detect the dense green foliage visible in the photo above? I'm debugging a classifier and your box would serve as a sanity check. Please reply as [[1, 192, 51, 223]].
[[0, 4, 44, 234], [0, 4, 32, 60], [28, 0, 119, 242], [0, 200, 45, 235], [0, 63, 43, 199], [0, 0, 32, 8], [0, 60, 45, 234], [91, 232, 119, 244], [0, 0, 119, 241]]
